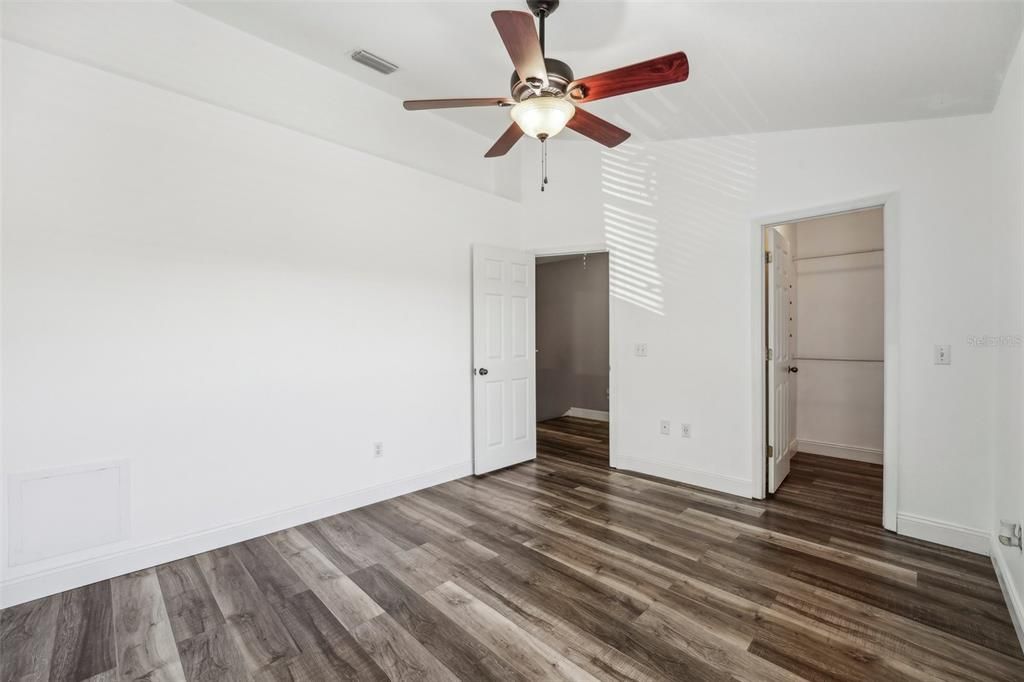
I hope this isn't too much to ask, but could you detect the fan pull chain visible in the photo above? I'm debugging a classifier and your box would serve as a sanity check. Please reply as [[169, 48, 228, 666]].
[[540, 139, 549, 192]]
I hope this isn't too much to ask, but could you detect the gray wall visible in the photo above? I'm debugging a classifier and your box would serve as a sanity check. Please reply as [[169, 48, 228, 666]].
[[536, 253, 609, 421]]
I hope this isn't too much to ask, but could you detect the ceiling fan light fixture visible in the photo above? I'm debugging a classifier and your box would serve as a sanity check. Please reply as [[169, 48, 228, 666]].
[[510, 97, 575, 140]]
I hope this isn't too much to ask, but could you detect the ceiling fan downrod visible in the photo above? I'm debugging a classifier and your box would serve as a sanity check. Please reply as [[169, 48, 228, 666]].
[[528, 0, 558, 54], [538, 10, 546, 54]]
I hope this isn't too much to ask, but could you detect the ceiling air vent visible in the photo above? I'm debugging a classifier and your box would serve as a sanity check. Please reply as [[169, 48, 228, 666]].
[[351, 50, 399, 75]]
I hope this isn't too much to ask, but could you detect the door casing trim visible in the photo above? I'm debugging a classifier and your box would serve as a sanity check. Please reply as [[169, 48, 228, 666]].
[[749, 193, 899, 532]]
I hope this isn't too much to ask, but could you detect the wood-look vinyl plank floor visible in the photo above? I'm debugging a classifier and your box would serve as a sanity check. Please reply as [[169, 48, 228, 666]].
[[2, 418, 1021, 681]]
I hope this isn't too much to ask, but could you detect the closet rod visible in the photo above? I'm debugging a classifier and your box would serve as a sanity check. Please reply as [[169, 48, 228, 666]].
[[793, 357, 883, 363], [794, 248, 883, 262]]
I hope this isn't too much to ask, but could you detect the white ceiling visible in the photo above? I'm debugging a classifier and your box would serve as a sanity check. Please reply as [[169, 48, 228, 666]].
[[183, 1, 1024, 143]]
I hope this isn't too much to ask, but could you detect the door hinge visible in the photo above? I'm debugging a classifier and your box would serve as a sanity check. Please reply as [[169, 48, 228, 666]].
[[767, 348, 773, 361], [765, 251, 773, 264], [767, 444, 774, 460]]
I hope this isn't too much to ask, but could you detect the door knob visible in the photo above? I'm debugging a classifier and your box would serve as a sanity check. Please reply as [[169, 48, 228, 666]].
[[788, 366, 799, 373], [478, 368, 489, 376]]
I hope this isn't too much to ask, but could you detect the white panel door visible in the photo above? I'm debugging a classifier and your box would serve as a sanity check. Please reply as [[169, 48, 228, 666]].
[[767, 230, 798, 493], [472, 245, 536, 475]]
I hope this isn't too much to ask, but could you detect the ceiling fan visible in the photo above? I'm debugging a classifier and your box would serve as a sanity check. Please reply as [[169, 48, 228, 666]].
[[403, 0, 689, 187]]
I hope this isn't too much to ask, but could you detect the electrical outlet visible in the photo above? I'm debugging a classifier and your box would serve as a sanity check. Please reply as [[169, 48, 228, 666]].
[[634, 343, 648, 357], [934, 344, 951, 365], [373, 442, 384, 458], [681, 423, 691, 438], [998, 519, 1023, 551], [659, 420, 671, 436]]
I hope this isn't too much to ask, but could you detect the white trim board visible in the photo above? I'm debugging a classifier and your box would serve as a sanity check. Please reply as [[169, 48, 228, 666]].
[[797, 439, 883, 465], [563, 407, 609, 422], [896, 512, 989, 555], [0, 462, 470, 609], [615, 456, 751, 498], [991, 533, 1024, 655], [531, 243, 608, 257]]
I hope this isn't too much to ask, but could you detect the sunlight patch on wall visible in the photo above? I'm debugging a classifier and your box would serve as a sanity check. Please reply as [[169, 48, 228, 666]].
[[601, 137, 757, 318], [602, 144, 663, 315]]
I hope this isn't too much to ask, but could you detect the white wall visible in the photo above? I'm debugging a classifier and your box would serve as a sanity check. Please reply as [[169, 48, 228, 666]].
[[0, 0, 520, 201], [988, 33, 1024, 650], [0, 40, 520, 606], [520, 112, 998, 545], [794, 210, 884, 462]]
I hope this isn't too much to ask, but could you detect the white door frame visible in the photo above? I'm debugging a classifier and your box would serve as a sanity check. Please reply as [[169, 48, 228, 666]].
[[532, 243, 617, 468], [749, 193, 899, 532]]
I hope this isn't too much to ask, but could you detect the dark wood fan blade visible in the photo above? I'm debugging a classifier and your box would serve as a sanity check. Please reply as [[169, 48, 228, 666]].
[[404, 98, 515, 111], [485, 122, 525, 158], [566, 107, 631, 148], [568, 52, 688, 103], [492, 11, 548, 88]]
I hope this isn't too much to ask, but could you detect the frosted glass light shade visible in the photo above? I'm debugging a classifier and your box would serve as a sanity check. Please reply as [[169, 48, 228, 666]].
[[510, 97, 575, 140]]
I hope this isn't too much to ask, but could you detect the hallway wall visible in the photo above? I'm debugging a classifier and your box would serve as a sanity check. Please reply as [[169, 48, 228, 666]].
[[536, 253, 610, 421]]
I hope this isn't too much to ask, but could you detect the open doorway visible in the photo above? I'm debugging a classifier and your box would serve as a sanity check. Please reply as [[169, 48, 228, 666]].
[[762, 207, 886, 525], [535, 251, 611, 468]]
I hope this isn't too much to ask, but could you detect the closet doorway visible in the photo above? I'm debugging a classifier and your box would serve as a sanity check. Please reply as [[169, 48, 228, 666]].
[[535, 250, 611, 468], [762, 207, 886, 525]]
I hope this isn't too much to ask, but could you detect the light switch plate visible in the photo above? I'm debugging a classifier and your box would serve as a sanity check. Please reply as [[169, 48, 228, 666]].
[[634, 343, 648, 357], [659, 420, 671, 436], [934, 344, 951, 365]]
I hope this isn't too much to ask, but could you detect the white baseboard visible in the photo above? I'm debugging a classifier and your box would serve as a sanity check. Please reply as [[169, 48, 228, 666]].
[[798, 439, 883, 464], [0, 461, 470, 609], [614, 455, 751, 498], [990, 533, 1024, 655], [896, 512, 989, 555], [563, 407, 609, 422]]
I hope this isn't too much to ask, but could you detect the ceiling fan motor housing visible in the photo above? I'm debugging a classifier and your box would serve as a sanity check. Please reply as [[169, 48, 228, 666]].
[[510, 58, 575, 100], [526, 0, 559, 18]]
